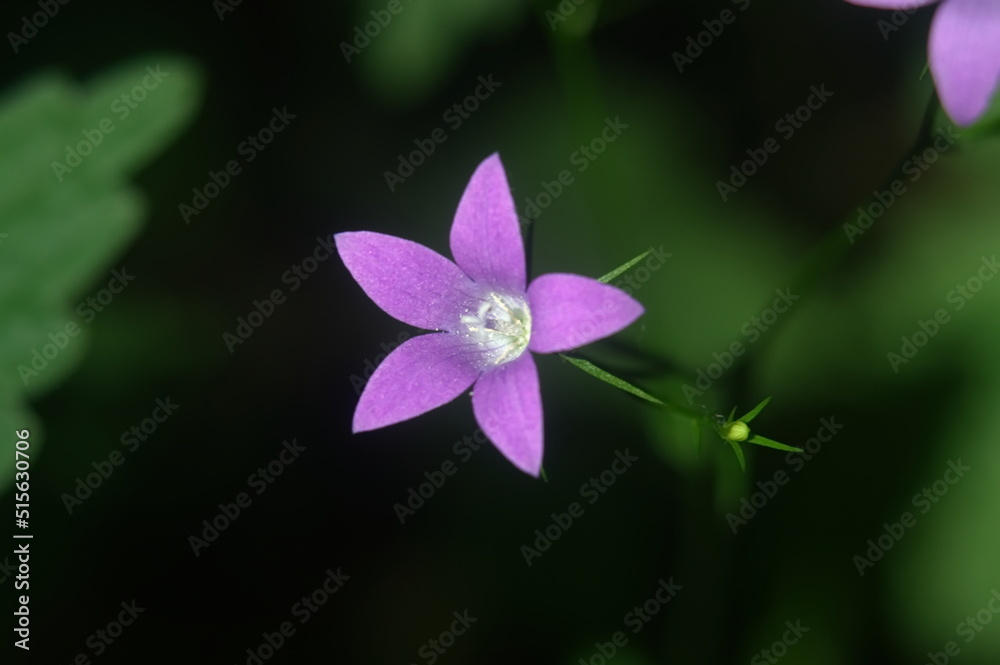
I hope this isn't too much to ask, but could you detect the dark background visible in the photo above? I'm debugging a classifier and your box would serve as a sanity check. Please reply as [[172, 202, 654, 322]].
[[4, 1, 1000, 663]]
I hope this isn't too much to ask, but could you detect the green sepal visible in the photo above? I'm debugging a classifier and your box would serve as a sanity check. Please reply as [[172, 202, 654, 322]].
[[738, 396, 771, 424], [726, 439, 746, 472], [747, 434, 802, 453]]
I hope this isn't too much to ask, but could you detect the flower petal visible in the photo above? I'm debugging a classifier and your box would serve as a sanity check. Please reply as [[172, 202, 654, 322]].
[[336, 231, 478, 331], [526, 273, 644, 354], [929, 0, 1000, 125], [845, 0, 937, 8], [449, 153, 526, 292], [472, 353, 543, 476], [353, 333, 482, 432]]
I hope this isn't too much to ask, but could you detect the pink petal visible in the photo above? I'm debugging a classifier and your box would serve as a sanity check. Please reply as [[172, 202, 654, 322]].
[[353, 333, 483, 432], [526, 273, 644, 354], [929, 0, 1000, 125], [845, 0, 937, 8], [472, 354, 543, 476], [336, 231, 479, 331], [449, 154, 526, 292]]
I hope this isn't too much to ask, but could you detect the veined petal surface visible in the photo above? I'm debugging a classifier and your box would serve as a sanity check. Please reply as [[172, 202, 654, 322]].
[[449, 153, 526, 292], [336, 231, 478, 331], [527, 273, 644, 354], [472, 353, 543, 477], [353, 333, 483, 432]]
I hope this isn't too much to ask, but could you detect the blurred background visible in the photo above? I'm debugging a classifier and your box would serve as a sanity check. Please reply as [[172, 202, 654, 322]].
[[3, 0, 1000, 663]]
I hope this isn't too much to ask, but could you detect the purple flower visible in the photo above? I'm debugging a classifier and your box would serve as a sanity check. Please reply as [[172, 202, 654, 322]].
[[848, 0, 1000, 125], [335, 154, 644, 476]]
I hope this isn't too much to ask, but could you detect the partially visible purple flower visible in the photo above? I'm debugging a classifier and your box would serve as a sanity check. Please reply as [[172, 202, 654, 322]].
[[847, 0, 1000, 125], [335, 154, 643, 477]]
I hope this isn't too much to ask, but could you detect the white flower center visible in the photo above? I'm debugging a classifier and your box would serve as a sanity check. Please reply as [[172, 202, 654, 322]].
[[460, 292, 531, 366]]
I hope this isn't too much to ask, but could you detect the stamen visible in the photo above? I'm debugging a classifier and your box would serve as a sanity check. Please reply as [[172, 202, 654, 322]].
[[460, 291, 532, 367], [490, 293, 521, 324]]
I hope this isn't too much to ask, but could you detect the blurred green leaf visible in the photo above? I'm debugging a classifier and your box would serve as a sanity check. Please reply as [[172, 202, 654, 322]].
[[79, 58, 203, 179], [0, 55, 203, 495]]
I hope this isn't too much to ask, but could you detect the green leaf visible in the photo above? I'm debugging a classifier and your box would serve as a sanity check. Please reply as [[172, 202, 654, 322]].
[[597, 249, 653, 284], [560, 354, 664, 405], [738, 396, 772, 424], [748, 434, 802, 453], [79, 56, 203, 179], [0, 55, 204, 496]]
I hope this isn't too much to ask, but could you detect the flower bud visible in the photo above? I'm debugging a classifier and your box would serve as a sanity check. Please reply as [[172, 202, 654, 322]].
[[723, 421, 750, 442]]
